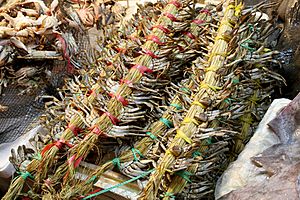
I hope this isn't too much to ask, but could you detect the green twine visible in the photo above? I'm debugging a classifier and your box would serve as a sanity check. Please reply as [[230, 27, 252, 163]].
[[82, 169, 155, 200], [146, 132, 157, 140], [232, 78, 239, 84], [224, 98, 235, 104], [17, 171, 34, 180], [170, 103, 182, 110], [180, 87, 191, 94], [248, 23, 254, 32], [164, 192, 175, 198], [131, 147, 144, 161], [160, 118, 174, 129], [206, 137, 212, 145], [87, 175, 97, 184], [240, 39, 256, 52], [224, 98, 231, 104], [112, 158, 121, 170], [33, 153, 42, 161], [192, 150, 202, 158], [174, 170, 193, 183]]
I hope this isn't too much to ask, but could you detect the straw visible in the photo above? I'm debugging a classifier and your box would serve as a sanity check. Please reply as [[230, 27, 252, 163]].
[[3, 84, 102, 199], [70, 7, 217, 196], [139, 1, 240, 199], [2, 171, 34, 200], [46, 0, 182, 189]]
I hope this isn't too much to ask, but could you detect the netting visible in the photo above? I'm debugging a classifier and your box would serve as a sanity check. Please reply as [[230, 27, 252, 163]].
[[0, 86, 42, 143]]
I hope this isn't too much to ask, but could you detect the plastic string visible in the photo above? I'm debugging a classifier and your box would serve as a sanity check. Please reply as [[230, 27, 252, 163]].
[[146, 132, 158, 140], [175, 130, 192, 144], [82, 169, 155, 200], [131, 64, 154, 75], [160, 118, 174, 128]]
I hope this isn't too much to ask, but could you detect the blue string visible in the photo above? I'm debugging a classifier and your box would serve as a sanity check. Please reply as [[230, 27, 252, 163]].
[[160, 118, 174, 129], [17, 171, 34, 180], [131, 148, 144, 161], [112, 158, 121, 170], [146, 132, 158, 140], [170, 103, 182, 110], [82, 169, 155, 200], [164, 192, 175, 198], [192, 151, 202, 158], [174, 170, 193, 183]]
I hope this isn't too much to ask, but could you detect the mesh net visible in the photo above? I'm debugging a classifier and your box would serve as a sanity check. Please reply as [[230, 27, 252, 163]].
[[0, 86, 42, 143]]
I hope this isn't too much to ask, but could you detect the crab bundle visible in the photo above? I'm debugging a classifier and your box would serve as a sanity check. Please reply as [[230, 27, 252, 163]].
[[2, 0, 286, 199]]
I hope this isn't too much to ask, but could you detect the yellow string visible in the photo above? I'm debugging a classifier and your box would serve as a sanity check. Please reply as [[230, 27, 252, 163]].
[[210, 51, 227, 57], [215, 35, 226, 41], [220, 21, 234, 28], [226, 5, 235, 11], [235, 3, 243, 17], [192, 101, 206, 109], [205, 65, 219, 72], [200, 82, 221, 92], [182, 117, 199, 125], [175, 130, 192, 144]]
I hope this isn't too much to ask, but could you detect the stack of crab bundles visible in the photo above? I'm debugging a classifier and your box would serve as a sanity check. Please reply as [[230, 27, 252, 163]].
[[2, 0, 285, 199]]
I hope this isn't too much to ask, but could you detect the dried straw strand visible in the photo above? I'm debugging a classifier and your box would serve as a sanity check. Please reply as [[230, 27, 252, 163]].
[[92, 6, 213, 176], [45, 0, 182, 189], [138, 1, 240, 199]]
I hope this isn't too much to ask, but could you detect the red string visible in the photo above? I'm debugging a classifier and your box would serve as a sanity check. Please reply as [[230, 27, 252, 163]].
[[142, 48, 159, 58], [68, 155, 83, 168], [120, 79, 133, 86], [192, 19, 206, 25], [89, 125, 103, 136], [177, 45, 184, 52], [109, 93, 129, 106], [67, 124, 81, 136], [146, 35, 165, 45], [151, 25, 171, 34], [105, 112, 119, 125], [116, 47, 126, 54], [132, 64, 153, 75], [41, 139, 73, 156], [168, 0, 182, 8], [201, 9, 211, 15], [164, 13, 178, 22], [53, 33, 74, 73], [183, 31, 196, 39]]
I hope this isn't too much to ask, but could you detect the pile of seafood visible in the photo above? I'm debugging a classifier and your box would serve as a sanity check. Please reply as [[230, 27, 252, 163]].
[[2, 0, 286, 199], [0, 0, 125, 95]]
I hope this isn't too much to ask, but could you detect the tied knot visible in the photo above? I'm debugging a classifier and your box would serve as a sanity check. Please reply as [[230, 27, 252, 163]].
[[168, 0, 181, 8], [41, 139, 72, 156], [164, 13, 178, 22], [67, 124, 81, 136], [54, 139, 65, 150], [132, 64, 153, 75], [146, 35, 165, 45], [17, 171, 34, 180], [200, 9, 211, 15], [105, 111, 120, 125], [151, 25, 171, 34], [192, 19, 206, 25]]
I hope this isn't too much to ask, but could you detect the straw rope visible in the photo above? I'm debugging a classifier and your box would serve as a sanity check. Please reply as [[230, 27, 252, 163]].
[[91, 5, 213, 176], [69, 8, 216, 196], [2, 84, 102, 200], [43, 0, 182, 190], [138, 1, 240, 199]]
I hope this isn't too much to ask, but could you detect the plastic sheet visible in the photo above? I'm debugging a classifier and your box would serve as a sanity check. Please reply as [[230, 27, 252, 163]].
[[215, 98, 291, 199]]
